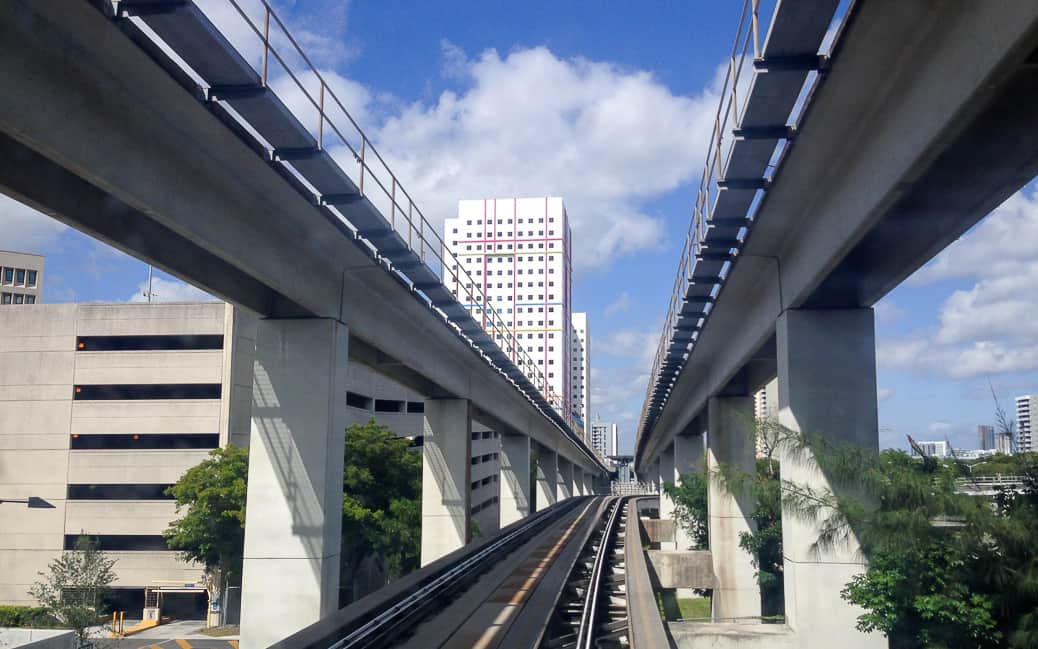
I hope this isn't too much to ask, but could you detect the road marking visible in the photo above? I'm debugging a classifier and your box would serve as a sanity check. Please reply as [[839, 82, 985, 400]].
[[228, 640, 239, 648], [175, 640, 192, 649]]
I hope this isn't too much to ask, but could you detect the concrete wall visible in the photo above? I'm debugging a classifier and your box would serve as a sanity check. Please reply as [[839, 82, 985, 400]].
[[0, 302, 249, 606], [0, 628, 76, 649], [646, 550, 716, 589]]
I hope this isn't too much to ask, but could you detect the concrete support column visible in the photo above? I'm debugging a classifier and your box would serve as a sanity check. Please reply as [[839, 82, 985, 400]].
[[557, 458, 574, 501], [421, 398, 472, 566], [240, 318, 348, 649], [576, 469, 586, 496], [535, 446, 557, 511], [673, 433, 705, 550], [777, 309, 883, 648], [658, 444, 676, 549], [499, 433, 531, 528], [707, 396, 761, 620]]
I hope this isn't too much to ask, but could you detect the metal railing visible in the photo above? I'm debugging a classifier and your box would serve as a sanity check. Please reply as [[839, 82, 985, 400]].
[[194, 0, 575, 430], [637, 0, 763, 439]]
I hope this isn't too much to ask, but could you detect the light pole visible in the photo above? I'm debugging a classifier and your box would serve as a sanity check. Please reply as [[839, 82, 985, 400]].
[[0, 496, 55, 508]]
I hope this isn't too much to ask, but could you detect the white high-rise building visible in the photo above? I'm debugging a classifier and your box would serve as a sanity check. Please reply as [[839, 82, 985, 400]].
[[1017, 395, 1036, 453], [590, 419, 617, 458], [444, 197, 573, 418], [571, 312, 590, 428]]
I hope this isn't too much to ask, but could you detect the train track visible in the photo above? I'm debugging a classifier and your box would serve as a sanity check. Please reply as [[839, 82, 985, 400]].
[[539, 497, 630, 649]]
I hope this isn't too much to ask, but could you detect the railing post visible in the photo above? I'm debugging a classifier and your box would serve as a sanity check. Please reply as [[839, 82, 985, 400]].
[[318, 82, 325, 149], [752, 0, 761, 60], [261, 7, 270, 87], [358, 138, 366, 197]]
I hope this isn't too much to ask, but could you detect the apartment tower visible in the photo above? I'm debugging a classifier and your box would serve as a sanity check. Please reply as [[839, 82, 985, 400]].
[[444, 197, 573, 418]]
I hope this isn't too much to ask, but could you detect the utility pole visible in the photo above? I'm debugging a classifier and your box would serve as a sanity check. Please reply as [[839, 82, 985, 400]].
[[143, 265, 156, 303]]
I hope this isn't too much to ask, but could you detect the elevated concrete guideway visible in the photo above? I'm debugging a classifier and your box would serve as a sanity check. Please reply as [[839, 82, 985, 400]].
[[639, 0, 1038, 467], [634, 2, 1038, 648], [0, 0, 603, 475]]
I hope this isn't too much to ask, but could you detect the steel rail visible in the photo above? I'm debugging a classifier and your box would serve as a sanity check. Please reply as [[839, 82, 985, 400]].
[[575, 497, 624, 649], [319, 498, 586, 649]]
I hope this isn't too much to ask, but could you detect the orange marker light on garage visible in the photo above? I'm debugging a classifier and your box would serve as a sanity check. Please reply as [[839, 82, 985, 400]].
[[78, 342, 85, 349], [132, 434, 140, 440]]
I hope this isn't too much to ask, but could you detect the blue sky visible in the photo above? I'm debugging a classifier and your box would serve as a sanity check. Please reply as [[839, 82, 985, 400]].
[[2, 0, 1035, 454]]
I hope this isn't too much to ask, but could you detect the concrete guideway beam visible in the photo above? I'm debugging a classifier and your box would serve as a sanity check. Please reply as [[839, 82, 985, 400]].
[[421, 399, 473, 566], [706, 396, 761, 620], [556, 458, 574, 502], [777, 309, 883, 649], [240, 318, 349, 649], [498, 433, 531, 528]]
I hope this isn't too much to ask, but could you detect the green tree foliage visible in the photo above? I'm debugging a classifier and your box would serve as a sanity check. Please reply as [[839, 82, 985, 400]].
[[340, 419, 422, 603], [29, 535, 116, 646], [759, 418, 1038, 649], [164, 443, 249, 596], [663, 472, 709, 549]]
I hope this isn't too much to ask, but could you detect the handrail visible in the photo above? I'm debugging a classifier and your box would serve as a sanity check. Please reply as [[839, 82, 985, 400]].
[[198, 0, 579, 433], [636, 0, 762, 441]]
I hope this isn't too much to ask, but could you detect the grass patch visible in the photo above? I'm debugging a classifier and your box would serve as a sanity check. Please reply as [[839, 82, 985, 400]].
[[677, 597, 711, 620]]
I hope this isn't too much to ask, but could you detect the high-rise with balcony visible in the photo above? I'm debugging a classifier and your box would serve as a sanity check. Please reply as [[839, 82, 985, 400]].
[[571, 312, 590, 428], [1018, 395, 1036, 453], [444, 197, 573, 418]]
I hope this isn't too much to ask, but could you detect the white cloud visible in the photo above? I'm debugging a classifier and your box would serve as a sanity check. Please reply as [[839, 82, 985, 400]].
[[878, 187, 1038, 379], [604, 291, 633, 317], [874, 299, 904, 325], [929, 421, 952, 433], [599, 328, 658, 364], [370, 46, 721, 272], [129, 276, 215, 303], [0, 194, 66, 253], [877, 387, 895, 402]]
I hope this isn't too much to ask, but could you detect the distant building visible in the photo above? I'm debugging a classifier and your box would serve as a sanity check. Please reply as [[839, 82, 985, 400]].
[[444, 197, 573, 420], [953, 448, 998, 460], [0, 250, 44, 305], [978, 424, 996, 450], [1017, 395, 1036, 453], [571, 312, 590, 429], [911, 440, 949, 458], [754, 378, 778, 457], [995, 431, 1014, 455], [589, 419, 616, 458]]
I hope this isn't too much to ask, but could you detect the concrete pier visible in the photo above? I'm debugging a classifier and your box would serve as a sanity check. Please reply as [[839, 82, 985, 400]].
[[777, 309, 884, 648], [707, 396, 761, 620], [420, 398, 473, 566], [673, 432, 705, 550], [240, 318, 349, 649], [535, 446, 558, 511], [499, 433, 531, 527]]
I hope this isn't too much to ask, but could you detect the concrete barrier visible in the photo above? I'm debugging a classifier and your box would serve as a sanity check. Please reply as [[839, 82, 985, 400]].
[[0, 628, 76, 649]]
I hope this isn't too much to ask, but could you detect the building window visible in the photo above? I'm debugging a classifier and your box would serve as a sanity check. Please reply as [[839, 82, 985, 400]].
[[64, 535, 169, 552], [15, 269, 25, 285], [69, 433, 219, 450], [26, 270, 37, 287], [1, 293, 11, 304], [13, 294, 23, 304], [67, 484, 174, 500], [73, 384, 221, 400], [76, 335, 223, 351], [1, 268, 11, 284], [25, 296, 35, 304], [374, 399, 404, 413]]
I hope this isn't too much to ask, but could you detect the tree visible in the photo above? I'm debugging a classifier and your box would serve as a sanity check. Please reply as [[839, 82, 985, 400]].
[[663, 472, 709, 549], [29, 535, 116, 647], [340, 419, 422, 603], [164, 444, 249, 611]]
